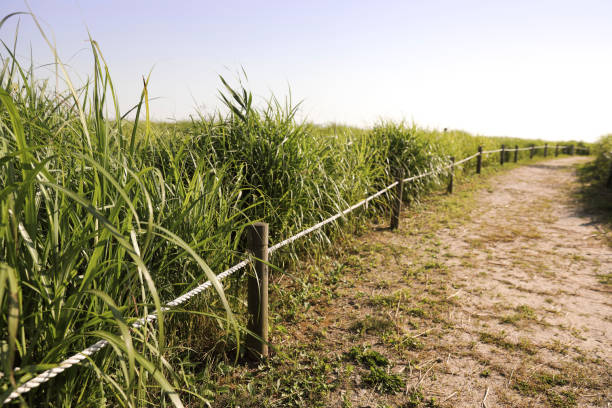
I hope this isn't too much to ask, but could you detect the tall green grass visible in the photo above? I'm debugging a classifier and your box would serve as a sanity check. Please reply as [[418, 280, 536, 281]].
[[0, 14, 579, 406], [589, 134, 612, 183], [574, 134, 612, 240]]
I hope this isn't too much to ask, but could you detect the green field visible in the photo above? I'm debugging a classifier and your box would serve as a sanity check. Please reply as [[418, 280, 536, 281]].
[[0, 30, 592, 406]]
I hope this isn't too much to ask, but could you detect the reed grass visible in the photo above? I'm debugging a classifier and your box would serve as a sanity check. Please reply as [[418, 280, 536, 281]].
[[589, 134, 612, 182]]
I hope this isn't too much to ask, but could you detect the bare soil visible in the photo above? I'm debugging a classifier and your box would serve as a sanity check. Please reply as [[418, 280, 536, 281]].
[[217, 157, 611, 408]]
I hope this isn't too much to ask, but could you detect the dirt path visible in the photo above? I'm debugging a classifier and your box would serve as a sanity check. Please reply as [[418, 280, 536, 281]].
[[430, 157, 611, 407], [219, 157, 611, 408]]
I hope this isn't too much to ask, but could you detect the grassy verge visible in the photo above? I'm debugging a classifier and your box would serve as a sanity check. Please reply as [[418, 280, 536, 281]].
[[575, 135, 612, 247]]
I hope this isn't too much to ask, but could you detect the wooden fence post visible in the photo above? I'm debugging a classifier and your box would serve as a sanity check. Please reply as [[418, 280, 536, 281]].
[[570, 145, 575, 155], [514, 145, 518, 163], [390, 170, 404, 230], [544, 143, 548, 157], [247, 222, 269, 359], [500, 145, 505, 165], [607, 159, 612, 189], [447, 157, 455, 194], [476, 146, 483, 174], [555, 144, 559, 157], [530, 144, 534, 159]]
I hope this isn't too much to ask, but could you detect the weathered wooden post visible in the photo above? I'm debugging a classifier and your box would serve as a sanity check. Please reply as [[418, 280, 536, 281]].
[[570, 144, 575, 155], [500, 145, 505, 165], [544, 143, 548, 157], [555, 144, 559, 157], [447, 157, 455, 194], [390, 169, 404, 230], [247, 222, 269, 359], [607, 158, 612, 189], [514, 145, 518, 163], [530, 144, 535, 159], [476, 146, 483, 174]]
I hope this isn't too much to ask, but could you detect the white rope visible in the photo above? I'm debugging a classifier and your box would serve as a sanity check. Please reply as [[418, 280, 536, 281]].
[[481, 148, 503, 154], [453, 152, 480, 166], [400, 152, 480, 184], [269, 181, 398, 252], [2, 340, 109, 404], [3, 259, 251, 404], [403, 169, 440, 183], [403, 168, 438, 183]]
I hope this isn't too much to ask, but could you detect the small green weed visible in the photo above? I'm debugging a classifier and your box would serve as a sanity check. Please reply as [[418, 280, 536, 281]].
[[402, 388, 424, 407], [479, 331, 537, 355], [512, 371, 575, 407], [597, 272, 611, 285], [546, 390, 577, 408], [401, 387, 440, 407], [362, 366, 405, 394], [500, 304, 537, 325], [407, 308, 426, 317], [402, 336, 425, 351], [346, 346, 389, 368], [350, 315, 395, 334]]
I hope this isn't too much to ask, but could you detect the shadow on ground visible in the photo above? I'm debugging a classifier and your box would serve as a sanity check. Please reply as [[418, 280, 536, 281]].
[[523, 163, 577, 171], [574, 160, 612, 243]]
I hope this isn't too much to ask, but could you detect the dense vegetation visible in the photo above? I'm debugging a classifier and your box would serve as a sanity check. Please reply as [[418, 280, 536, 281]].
[[0, 20, 588, 407], [576, 134, 612, 235], [588, 134, 612, 184]]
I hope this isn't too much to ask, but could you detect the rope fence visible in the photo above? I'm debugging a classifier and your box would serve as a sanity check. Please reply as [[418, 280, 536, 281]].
[[1, 142, 591, 404]]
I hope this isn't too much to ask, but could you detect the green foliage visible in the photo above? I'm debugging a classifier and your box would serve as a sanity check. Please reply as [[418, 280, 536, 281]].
[[589, 134, 612, 183], [346, 346, 403, 394], [349, 315, 395, 334], [500, 304, 537, 325], [347, 346, 389, 368], [402, 336, 425, 351], [362, 366, 405, 394], [513, 371, 576, 407], [575, 134, 612, 239]]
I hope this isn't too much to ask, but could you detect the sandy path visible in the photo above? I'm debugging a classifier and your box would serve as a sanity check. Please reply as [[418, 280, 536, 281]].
[[425, 157, 611, 406], [318, 156, 612, 407]]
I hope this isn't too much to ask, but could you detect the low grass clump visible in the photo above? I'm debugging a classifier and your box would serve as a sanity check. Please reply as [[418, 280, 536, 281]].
[[346, 346, 389, 368], [346, 346, 404, 394], [349, 315, 395, 335], [479, 331, 538, 355], [512, 371, 577, 408], [362, 366, 405, 394], [500, 304, 537, 325]]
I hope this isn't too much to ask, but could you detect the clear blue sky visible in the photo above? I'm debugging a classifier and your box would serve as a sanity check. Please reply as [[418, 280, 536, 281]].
[[2, 0, 612, 141]]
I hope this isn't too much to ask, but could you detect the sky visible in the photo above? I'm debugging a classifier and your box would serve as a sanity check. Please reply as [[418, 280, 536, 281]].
[[1, 0, 612, 142]]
